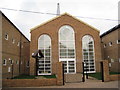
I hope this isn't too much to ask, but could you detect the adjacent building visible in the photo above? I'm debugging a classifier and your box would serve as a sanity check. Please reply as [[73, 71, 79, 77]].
[[30, 13, 102, 82], [100, 24, 120, 72], [1, 11, 30, 79]]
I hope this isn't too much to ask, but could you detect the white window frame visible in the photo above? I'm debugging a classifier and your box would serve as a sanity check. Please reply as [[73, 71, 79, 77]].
[[104, 44, 106, 48], [109, 63, 112, 67], [82, 35, 96, 73], [8, 58, 11, 60], [58, 25, 76, 74], [38, 34, 52, 75], [59, 59, 76, 74], [8, 58, 13, 65], [119, 58, 120, 63], [117, 40, 120, 44], [109, 42, 112, 46], [12, 38, 15, 44], [5, 33, 8, 40], [3, 59, 7, 66], [111, 59, 114, 63], [17, 42, 20, 46], [8, 67, 11, 72]]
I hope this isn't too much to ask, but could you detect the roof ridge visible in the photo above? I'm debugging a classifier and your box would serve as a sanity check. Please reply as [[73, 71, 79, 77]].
[[1, 11, 30, 41], [30, 12, 100, 32], [30, 13, 69, 32], [100, 24, 120, 37]]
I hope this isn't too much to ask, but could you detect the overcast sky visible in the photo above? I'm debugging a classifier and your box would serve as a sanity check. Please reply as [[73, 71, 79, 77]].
[[0, 0, 119, 40]]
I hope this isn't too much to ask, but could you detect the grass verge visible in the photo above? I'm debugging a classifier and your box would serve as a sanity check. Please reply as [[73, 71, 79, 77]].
[[88, 72, 120, 80], [88, 72, 102, 80], [109, 72, 120, 75], [13, 75, 36, 79], [12, 74, 56, 79]]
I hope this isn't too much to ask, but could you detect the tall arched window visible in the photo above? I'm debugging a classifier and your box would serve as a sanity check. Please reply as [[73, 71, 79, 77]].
[[59, 25, 76, 74], [38, 34, 51, 75], [82, 35, 95, 73]]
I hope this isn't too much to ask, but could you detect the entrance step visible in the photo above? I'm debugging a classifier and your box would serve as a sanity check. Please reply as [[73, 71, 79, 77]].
[[64, 73, 82, 83]]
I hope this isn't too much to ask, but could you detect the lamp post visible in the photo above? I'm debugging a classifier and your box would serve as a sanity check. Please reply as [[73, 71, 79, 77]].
[[11, 60, 14, 79], [19, 40, 30, 75]]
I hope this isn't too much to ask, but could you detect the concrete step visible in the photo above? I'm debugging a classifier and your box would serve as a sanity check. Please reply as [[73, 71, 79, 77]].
[[64, 73, 83, 83]]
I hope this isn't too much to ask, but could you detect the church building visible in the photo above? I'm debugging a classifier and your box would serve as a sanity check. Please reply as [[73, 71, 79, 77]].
[[30, 13, 102, 82]]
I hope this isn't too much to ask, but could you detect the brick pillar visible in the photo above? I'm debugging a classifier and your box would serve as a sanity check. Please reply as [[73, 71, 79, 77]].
[[102, 60, 110, 81], [30, 58, 36, 76], [56, 62, 64, 85]]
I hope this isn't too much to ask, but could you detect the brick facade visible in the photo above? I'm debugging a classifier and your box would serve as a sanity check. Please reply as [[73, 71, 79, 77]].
[[30, 13, 102, 82], [3, 79, 57, 87], [1, 12, 30, 79], [101, 26, 120, 72]]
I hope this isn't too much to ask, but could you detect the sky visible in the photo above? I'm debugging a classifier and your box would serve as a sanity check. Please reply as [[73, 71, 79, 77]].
[[0, 0, 119, 40]]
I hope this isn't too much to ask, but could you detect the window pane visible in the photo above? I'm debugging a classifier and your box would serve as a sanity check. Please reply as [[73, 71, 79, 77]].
[[38, 34, 51, 75], [45, 57, 50, 60], [89, 52, 93, 56], [69, 70, 75, 73], [45, 53, 50, 56], [68, 52, 74, 56], [59, 25, 76, 73], [82, 35, 95, 73], [59, 42, 67, 48], [60, 53, 67, 56], [66, 41, 75, 49], [60, 49, 67, 53], [83, 52, 88, 55], [68, 49, 74, 53]]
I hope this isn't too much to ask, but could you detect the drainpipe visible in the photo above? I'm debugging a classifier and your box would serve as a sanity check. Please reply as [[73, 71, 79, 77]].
[[19, 34, 22, 75]]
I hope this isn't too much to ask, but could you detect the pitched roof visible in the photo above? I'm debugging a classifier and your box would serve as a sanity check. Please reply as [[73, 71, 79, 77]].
[[30, 13, 100, 32], [0, 11, 30, 42], [100, 24, 120, 38]]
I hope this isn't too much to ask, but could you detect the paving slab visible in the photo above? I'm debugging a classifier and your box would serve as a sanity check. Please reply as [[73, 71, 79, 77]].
[[3, 79, 119, 89]]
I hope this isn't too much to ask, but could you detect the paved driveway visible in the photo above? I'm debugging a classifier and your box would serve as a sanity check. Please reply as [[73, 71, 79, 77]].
[[39, 79, 119, 88], [2, 79, 119, 90]]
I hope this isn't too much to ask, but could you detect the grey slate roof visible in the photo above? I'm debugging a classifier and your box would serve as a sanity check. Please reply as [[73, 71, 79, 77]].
[[100, 24, 120, 38]]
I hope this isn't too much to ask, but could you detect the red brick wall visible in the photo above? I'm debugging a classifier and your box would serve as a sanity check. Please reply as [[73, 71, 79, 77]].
[[101, 29, 120, 72], [2, 13, 30, 78], [3, 79, 57, 87], [109, 75, 120, 81], [101, 60, 120, 81]]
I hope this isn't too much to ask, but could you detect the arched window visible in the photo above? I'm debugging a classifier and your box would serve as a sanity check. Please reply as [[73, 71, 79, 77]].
[[82, 35, 95, 73], [59, 25, 76, 74], [38, 34, 51, 75]]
